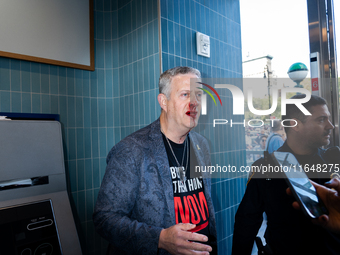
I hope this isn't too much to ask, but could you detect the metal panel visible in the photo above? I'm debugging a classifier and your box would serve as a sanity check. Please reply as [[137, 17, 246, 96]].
[[307, 0, 339, 146]]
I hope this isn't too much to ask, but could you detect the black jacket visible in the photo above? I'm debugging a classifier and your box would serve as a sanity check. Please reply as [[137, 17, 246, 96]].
[[232, 142, 340, 255]]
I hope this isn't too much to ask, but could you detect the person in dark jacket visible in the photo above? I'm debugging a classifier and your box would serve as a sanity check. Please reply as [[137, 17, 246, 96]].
[[93, 67, 217, 255], [232, 94, 340, 255]]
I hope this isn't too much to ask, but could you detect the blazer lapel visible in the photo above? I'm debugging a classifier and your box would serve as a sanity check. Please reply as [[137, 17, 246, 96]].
[[149, 119, 176, 224]]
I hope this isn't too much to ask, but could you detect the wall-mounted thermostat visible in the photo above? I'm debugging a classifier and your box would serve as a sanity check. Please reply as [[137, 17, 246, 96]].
[[196, 32, 210, 58]]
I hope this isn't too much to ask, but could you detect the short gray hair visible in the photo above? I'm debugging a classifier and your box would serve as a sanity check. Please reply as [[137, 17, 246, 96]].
[[159, 66, 201, 99]]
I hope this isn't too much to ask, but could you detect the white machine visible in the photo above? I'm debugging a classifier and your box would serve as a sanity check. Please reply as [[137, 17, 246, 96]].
[[0, 120, 82, 255]]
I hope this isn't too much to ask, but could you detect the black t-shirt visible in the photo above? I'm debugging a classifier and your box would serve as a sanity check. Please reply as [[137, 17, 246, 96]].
[[162, 134, 210, 236]]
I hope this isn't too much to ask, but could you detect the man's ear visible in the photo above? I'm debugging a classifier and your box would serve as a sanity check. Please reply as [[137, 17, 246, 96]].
[[158, 93, 168, 112], [290, 118, 301, 132]]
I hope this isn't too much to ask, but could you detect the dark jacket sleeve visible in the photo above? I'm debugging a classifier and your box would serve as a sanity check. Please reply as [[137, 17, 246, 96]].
[[232, 162, 265, 255], [92, 142, 163, 255]]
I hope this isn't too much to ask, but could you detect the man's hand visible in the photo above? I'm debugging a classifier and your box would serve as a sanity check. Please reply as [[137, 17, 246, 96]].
[[158, 223, 212, 255], [286, 178, 340, 234]]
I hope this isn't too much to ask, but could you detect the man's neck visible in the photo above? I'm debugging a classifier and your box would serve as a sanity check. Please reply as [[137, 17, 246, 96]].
[[286, 138, 317, 156], [160, 114, 189, 144]]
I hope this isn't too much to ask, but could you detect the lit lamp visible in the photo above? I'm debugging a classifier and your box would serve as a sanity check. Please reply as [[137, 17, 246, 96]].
[[287, 62, 308, 88]]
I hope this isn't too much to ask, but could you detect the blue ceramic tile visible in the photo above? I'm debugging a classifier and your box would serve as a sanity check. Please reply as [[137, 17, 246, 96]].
[[85, 164, 93, 190], [96, 39, 105, 69], [173, 0, 179, 23], [98, 98, 106, 127], [132, 62, 138, 94], [84, 128, 92, 158], [135, 27, 142, 60], [184, 0, 190, 27], [104, 12, 112, 40], [31, 63, 40, 93], [168, 54, 175, 69], [68, 96, 76, 128], [167, 21, 174, 55], [105, 41, 112, 69], [138, 92, 145, 125], [141, 0, 147, 25], [175, 56, 180, 67], [160, 0, 167, 18], [135, 0, 142, 28], [41, 94, 50, 114], [90, 71, 98, 98], [83, 98, 91, 128], [131, 31, 137, 63], [144, 91, 150, 123], [146, 0, 154, 23], [161, 18, 168, 53], [148, 56, 155, 89], [75, 70, 83, 97], [68, 128, 76, 160], [136, 60, 144, 91], [68, 160, 77, 192], [113, 97, 120, 126], [77, 190, 86, 222], [11, 92, 21, 112], [195, 2, 201, 33], [58, 68, 67, 95], [189, 0, 196, 31], [94, 0, 104, 11], [107, 127, 114, 152], [174, 23, 180, 56], [167, 0, 174, 21], [142, 25, 148, 58], [99, 128, 107, 158], [21, 64, 31, 93], [131, 0, 137, 31], [0, 59, 10, 91], [119, 67, 125, 97], [21, 93, 30, 114], [10, 61, 21, 92], [106, 99, 114, 127], [66, 69, 75, 96], [76, 128, 85, 159], [143, 58, 149, 91], [93, 158, 100, 188], [147, 22, 154, 56], [127, 33, 133, 64], [91, 98, 98, 127], [126, 65, 133, 95], [96, 11, 104, 40], [123, 96, 130, 126], [77, 159, 85, 191], [97, 70, 105, 97], [92, 128, 99, 158], [111, 12, 118, 40], [153, 20, 159, 54], [112, 40, 119, 68], [31, 94, 41, 113], [105, 70, 113, 98], [179, 0, 185, 26]]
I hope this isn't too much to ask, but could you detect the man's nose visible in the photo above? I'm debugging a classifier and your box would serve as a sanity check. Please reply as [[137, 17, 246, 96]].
[[190, 95, 198, 107], [327, 119, 334, 130]]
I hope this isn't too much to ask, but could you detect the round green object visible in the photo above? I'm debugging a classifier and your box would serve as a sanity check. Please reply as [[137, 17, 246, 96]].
[[287, 62, 308, 73]]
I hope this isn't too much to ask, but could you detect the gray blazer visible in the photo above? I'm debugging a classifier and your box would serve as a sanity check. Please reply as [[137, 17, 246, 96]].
[[93, 119, 217, 254]]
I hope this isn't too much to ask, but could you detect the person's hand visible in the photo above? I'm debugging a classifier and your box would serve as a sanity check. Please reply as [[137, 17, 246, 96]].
[[286, 178, 340, 234], [158, 223, 212, 255]]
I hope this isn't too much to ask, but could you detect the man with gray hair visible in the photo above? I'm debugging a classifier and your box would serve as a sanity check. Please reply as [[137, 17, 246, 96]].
[[93, 66, 217, 255]]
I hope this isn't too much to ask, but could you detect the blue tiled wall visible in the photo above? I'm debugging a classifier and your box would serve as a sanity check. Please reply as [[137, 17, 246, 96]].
[[160, 0, 246, 254], [0, 0, 245, 254], [0, 0, 159, 254]]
